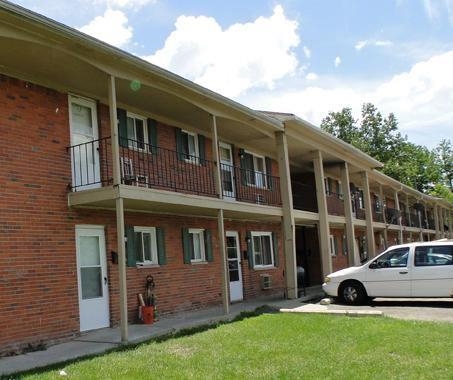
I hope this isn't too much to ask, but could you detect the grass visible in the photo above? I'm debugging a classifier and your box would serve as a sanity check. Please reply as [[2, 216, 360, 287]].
[[14, 313, 453, 379]]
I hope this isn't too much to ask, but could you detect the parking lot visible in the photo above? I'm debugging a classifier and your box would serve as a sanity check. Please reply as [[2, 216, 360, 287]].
[[327, 298, 453, 323]]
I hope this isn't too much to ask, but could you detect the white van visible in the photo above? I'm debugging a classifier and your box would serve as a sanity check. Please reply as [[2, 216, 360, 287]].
[[322, 240, 453, 305]]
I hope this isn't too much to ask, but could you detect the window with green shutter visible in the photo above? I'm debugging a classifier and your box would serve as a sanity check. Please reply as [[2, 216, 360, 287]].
[[126, 225, 166, 267], [182, 228, 213, 263]]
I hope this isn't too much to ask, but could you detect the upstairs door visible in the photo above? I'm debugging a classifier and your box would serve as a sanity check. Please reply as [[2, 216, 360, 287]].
[[226, 231, 243, 302], [69, 96, 100, 190], [76, 225, 110, 331], [219, 142, 236, 200]]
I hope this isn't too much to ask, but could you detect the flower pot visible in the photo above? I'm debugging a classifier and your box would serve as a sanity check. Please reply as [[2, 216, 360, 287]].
[[142, 306, 154, 324]]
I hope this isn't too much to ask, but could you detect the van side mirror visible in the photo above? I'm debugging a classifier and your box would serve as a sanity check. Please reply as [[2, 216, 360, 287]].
[[369, 262, 378, 269]]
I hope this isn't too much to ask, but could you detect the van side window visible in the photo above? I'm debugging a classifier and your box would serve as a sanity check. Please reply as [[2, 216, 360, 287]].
[[415, 246, 453, 266], [373, 247, 409, 268]]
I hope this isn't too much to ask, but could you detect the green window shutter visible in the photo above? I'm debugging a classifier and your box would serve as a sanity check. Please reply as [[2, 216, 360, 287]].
[[125, 225, 136, 267], [175, 128, 184, 161], [265, 156, 273, 190], [272, 232, 279, 267], [205, 229, 213, 262], [240, 151, 253, 185], [182, 228, 192, 264], [198, 134, 206, 166], [246, 231, 254, 268], [156, 227, 166, 265], [147, 118, 158, 155], [117, 108, 128, 148]]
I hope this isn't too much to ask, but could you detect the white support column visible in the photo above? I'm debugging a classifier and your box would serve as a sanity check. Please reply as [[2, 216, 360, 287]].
[[361, 171, 375, 257], [313, 151, 332, 277], [406, 194, 411, 242], [340, 162, 357, 266], [217, 209, 229, 314], [448, 210, 453, 239], [210, 114, 222, 199], [379, 185, 388, 249], [108, 76, 128, 342], [434, 205, 440, 239], [108, 76, 120, 186], [276, 131, 297, 299], [394, 190, 403, 243]]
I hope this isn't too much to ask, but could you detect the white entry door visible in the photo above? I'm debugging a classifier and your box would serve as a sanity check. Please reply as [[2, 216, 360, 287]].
[[219, 143, 236, 200], [226, 231, 243, 302], [69, 95, 101, 190], [76, 226, 109, 331]]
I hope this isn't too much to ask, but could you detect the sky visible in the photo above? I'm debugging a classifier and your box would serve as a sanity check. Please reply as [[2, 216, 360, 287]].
[[10, 0, 453, 149]]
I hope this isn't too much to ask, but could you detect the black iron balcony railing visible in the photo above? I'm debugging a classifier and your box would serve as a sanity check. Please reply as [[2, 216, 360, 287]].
[[67, 137, 282, 207], [386, 207, 400, 225]]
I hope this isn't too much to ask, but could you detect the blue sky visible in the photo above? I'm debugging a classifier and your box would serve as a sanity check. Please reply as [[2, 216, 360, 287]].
[[10, 0, 453, 148]]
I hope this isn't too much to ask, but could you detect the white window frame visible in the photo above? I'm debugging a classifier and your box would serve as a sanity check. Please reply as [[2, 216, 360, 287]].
[[329, 235, 337, 256], [134, 226, 158, 265], [251, 231, 274, 268], [181, 130, 199, 164], [189, 228, 205, 263], [244, 151, 267, 188], [127, 112, 148, 152]]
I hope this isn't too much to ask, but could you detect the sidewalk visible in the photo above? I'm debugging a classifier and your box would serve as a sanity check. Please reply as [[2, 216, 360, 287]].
[[0, 287, 323, 377]]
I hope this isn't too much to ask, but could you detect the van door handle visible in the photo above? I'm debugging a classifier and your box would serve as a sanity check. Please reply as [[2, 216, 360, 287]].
[[399, 271, 408, 274]]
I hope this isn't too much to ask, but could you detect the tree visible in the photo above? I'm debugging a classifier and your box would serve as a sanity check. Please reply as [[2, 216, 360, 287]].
[[435, 139, 453, 190], [320, 108, 359, 145], [320, 103, 451, 202]]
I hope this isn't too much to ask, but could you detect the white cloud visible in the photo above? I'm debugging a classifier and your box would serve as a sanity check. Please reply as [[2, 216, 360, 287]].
[[422, 0, 453, 25], [240, 50, 453, 148], [144, 5, 300, 97], [355, 40, 368, 51], [355, 39, 393, 51], [93, 0, 156, 8], [334, 56, 341, 67], [303, 46, 311, 59], [305, 72, 318, 81], [79, 9, 132, 47], [423, 0, 439, 20]]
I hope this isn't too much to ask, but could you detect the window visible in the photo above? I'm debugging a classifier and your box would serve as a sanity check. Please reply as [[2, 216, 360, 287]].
[[180, 130, 199, 163], [252, 232, 274, 268], [134, 227, 158, 264], [125, 226, 166, 267], [182, 228, 213, 264], [188, 228, 205, 262], [372, 247, 409, 268], [242, 152, 267, 188], [358, 190, 364, 209], [415, 246, 453, 266], [329, 235, 337, 256], [127, 113, 147, 150]]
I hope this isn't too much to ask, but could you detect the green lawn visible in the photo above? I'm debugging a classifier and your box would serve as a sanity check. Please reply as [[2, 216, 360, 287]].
[[21, 312, 453, 379]]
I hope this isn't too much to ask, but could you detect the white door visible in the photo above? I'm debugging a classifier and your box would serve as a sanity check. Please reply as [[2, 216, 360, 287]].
[[76, 226, 109, 331], [219, 143, 236, 200], [226, 231, 243, 302], [69, 96, 101, 190]]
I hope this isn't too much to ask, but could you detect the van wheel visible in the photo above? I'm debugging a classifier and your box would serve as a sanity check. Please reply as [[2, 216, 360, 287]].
[[339, 281, 366, 305]]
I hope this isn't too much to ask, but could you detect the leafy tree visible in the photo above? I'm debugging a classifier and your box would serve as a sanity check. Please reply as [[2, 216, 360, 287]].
[[435, 139, 453, 190], [320, 103, 451, 203], [430, 183, 453, 203], [320, 108, 359, 145]]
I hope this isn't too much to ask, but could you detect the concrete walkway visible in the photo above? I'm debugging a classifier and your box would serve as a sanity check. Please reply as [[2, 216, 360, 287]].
[[0, 287, 324, 376]]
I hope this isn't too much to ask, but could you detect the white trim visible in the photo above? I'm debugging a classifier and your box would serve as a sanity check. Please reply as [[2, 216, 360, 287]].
[[244, 150, 267, 188], [126, 112, 148, 152], [181, 129, 199, 164], [188, 228, 205, 262], [134, 226, 158, 265], [251, 231, 274, 268], [329, 234, 337, 256]]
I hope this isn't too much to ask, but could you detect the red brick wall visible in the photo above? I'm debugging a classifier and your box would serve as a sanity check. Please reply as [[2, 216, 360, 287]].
[[330, 228, 348, 271], [0, 74, 284, 356]]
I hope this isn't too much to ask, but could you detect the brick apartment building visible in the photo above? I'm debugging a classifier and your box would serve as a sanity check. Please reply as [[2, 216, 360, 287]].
[[0, 1, 452, 356]]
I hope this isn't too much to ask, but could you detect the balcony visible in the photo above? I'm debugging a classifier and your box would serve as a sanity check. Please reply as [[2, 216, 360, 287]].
[[67, 137, 281, 207], [292, 181, 317, 212], [385, 207, 400, 225], [326, 191, 344, 216]]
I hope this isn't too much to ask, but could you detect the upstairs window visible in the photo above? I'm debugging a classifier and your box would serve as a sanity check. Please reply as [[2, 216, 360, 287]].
[[241, 152, 267, 188], [127, 114, 147, 150]]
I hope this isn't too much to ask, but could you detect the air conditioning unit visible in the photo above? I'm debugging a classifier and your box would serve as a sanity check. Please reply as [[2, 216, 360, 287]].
[[260, 274, 272, 290], [255, 194, 265, 205]]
